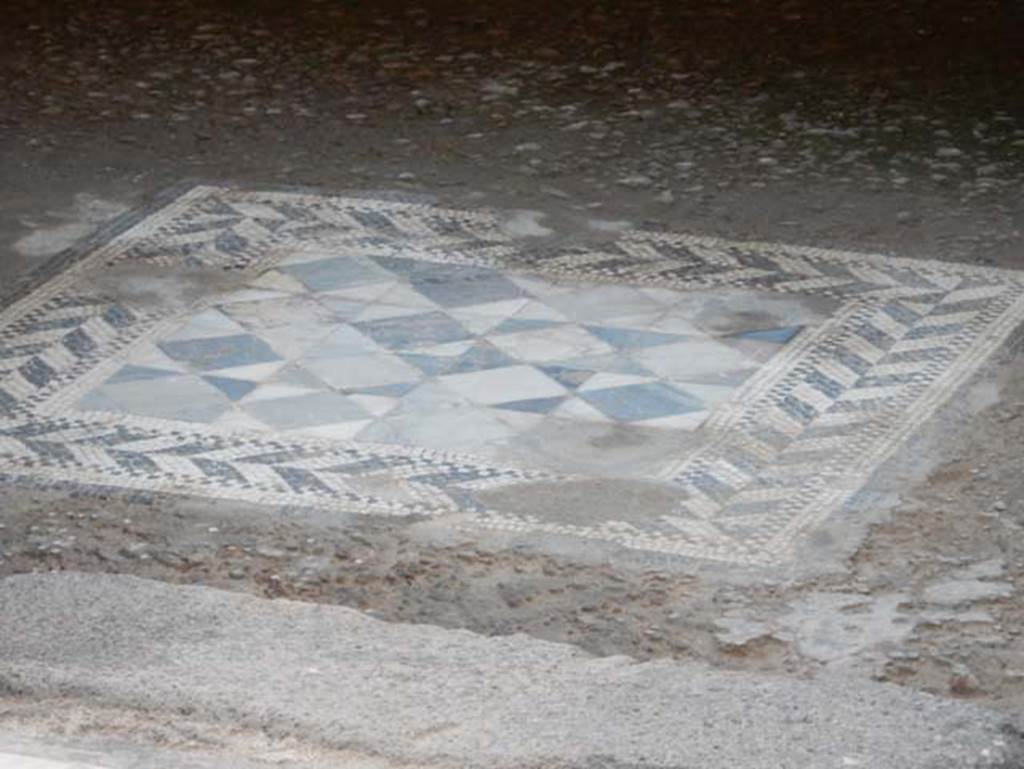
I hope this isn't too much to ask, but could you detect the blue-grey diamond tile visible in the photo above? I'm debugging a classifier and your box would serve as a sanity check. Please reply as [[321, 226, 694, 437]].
[[411, 273, 525, 308], [728, 326, 803, 344], [158, 334, 282, 372], [242, 391, 369, 429], [202, 375, 260, 401], [371, 256, 489, 282], [490, 318, 563, 335], [493, 395, 567, 414], [398, 353, 453, 376], [106, 364, 179, 385], [584, 326, 691, 349], [580, 382, 704, 422], [279, 255, 392, 292], [447, 341, 518, 374], [537, 365, 595, 390], [355, 311, 473, 350], [352, 381, 420, 397]]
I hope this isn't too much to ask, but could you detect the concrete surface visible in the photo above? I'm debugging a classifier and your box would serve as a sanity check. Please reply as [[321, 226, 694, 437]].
[[0, 572, 1021, 769]]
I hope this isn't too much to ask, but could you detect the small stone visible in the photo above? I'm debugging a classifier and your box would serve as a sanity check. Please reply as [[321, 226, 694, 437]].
[[255, 546, 287, 559], [655, 189, 675, 204], [922, 578, 1012, 606], [949, 664, 980, 695], [616, 174, 654, 189]]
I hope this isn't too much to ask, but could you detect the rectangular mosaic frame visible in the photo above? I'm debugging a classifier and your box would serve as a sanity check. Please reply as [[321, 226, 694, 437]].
[[2, 184, 1023, 566]]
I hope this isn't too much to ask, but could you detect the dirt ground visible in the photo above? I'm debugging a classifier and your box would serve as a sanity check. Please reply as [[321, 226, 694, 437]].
[[1, 0, 1023, 723]]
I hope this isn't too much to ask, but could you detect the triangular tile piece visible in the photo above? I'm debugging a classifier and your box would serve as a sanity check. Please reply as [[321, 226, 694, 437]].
[[239, 383, 322, 403], [211, 409, 274, 433], [728, 326, 802, 344], [513, 299, 570, 322], [579, 382, 704, 421], [165, 308, 247, 341], [538, 365, 595, 390], [584, 326, 690, 349], [447, 342, 518, 374], [321, 281, 398, 304], [493, 395, 567, 414], [374, 283, 442, 311], [674, 367, 759, 387], [398, 354, 452, 377], [248, 271, 309, 294], [209, 360, 289, 382], [268, 365, 329, 389], [352, 381, 419, 397], [637, 411, 710, 430], [106, 364, 178, 385], [348, 394, 400, 417], [671, 382, 738, 406], [411, 339, 476, 358], [297, 420, 373, 440], [559, 353, 656, 378], [445, 313, 505, 336], [203, 376, 259, 402], [217, 289, 289, 305], [490, 318, 563, 335], [131, 344, 189, 372], [551, 396, 613, 423], [450, 298, 530, 319], [577, 372, 655, 392]]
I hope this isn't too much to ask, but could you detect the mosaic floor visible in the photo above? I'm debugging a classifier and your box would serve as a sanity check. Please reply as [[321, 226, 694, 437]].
[[3, 185, 1023, 565]]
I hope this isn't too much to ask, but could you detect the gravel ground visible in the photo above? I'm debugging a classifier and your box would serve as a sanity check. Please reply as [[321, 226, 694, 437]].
[[1, 0, 1023, 734]]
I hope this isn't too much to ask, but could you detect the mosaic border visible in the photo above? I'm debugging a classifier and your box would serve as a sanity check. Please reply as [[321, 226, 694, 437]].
[[2, 183, 1023, 566]]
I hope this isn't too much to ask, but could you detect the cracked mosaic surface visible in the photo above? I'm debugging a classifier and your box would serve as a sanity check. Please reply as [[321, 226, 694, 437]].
[[2, 185, 1023, 565]]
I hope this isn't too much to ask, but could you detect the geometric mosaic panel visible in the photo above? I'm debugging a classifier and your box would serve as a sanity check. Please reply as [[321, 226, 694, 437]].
[[2, 184, 1023, 566]]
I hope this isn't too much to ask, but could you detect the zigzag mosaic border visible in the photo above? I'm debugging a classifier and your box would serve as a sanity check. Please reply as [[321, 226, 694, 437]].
[[2, 184, 1023, 566]]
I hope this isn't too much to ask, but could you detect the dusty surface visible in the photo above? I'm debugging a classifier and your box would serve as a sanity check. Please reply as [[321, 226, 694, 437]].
[[3, 355, 1024, 712], [2, 573, 1022, 769], [0, 0, 1023, 756]]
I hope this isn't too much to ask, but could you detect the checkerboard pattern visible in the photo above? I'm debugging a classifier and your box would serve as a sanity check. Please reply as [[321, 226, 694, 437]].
[[77, 252, 810, 457]]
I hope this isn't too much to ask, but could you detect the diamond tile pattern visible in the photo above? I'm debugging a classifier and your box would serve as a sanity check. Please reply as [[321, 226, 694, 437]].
[[77, 253, 805, 451]]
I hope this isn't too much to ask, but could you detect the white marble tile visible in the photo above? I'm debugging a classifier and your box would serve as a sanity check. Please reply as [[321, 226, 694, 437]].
[[439, 365, 566, 405], [303, 353, 421, 390], [542, 285, 659, 323], [487, 324, 613, 363], [633, 339, 756, 381], [248, 270, 307, 293], [163, 307, 247, 341], [577, 372, 655, 392], [637, 410, 710, 430], [358, 403, 542, 454]]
